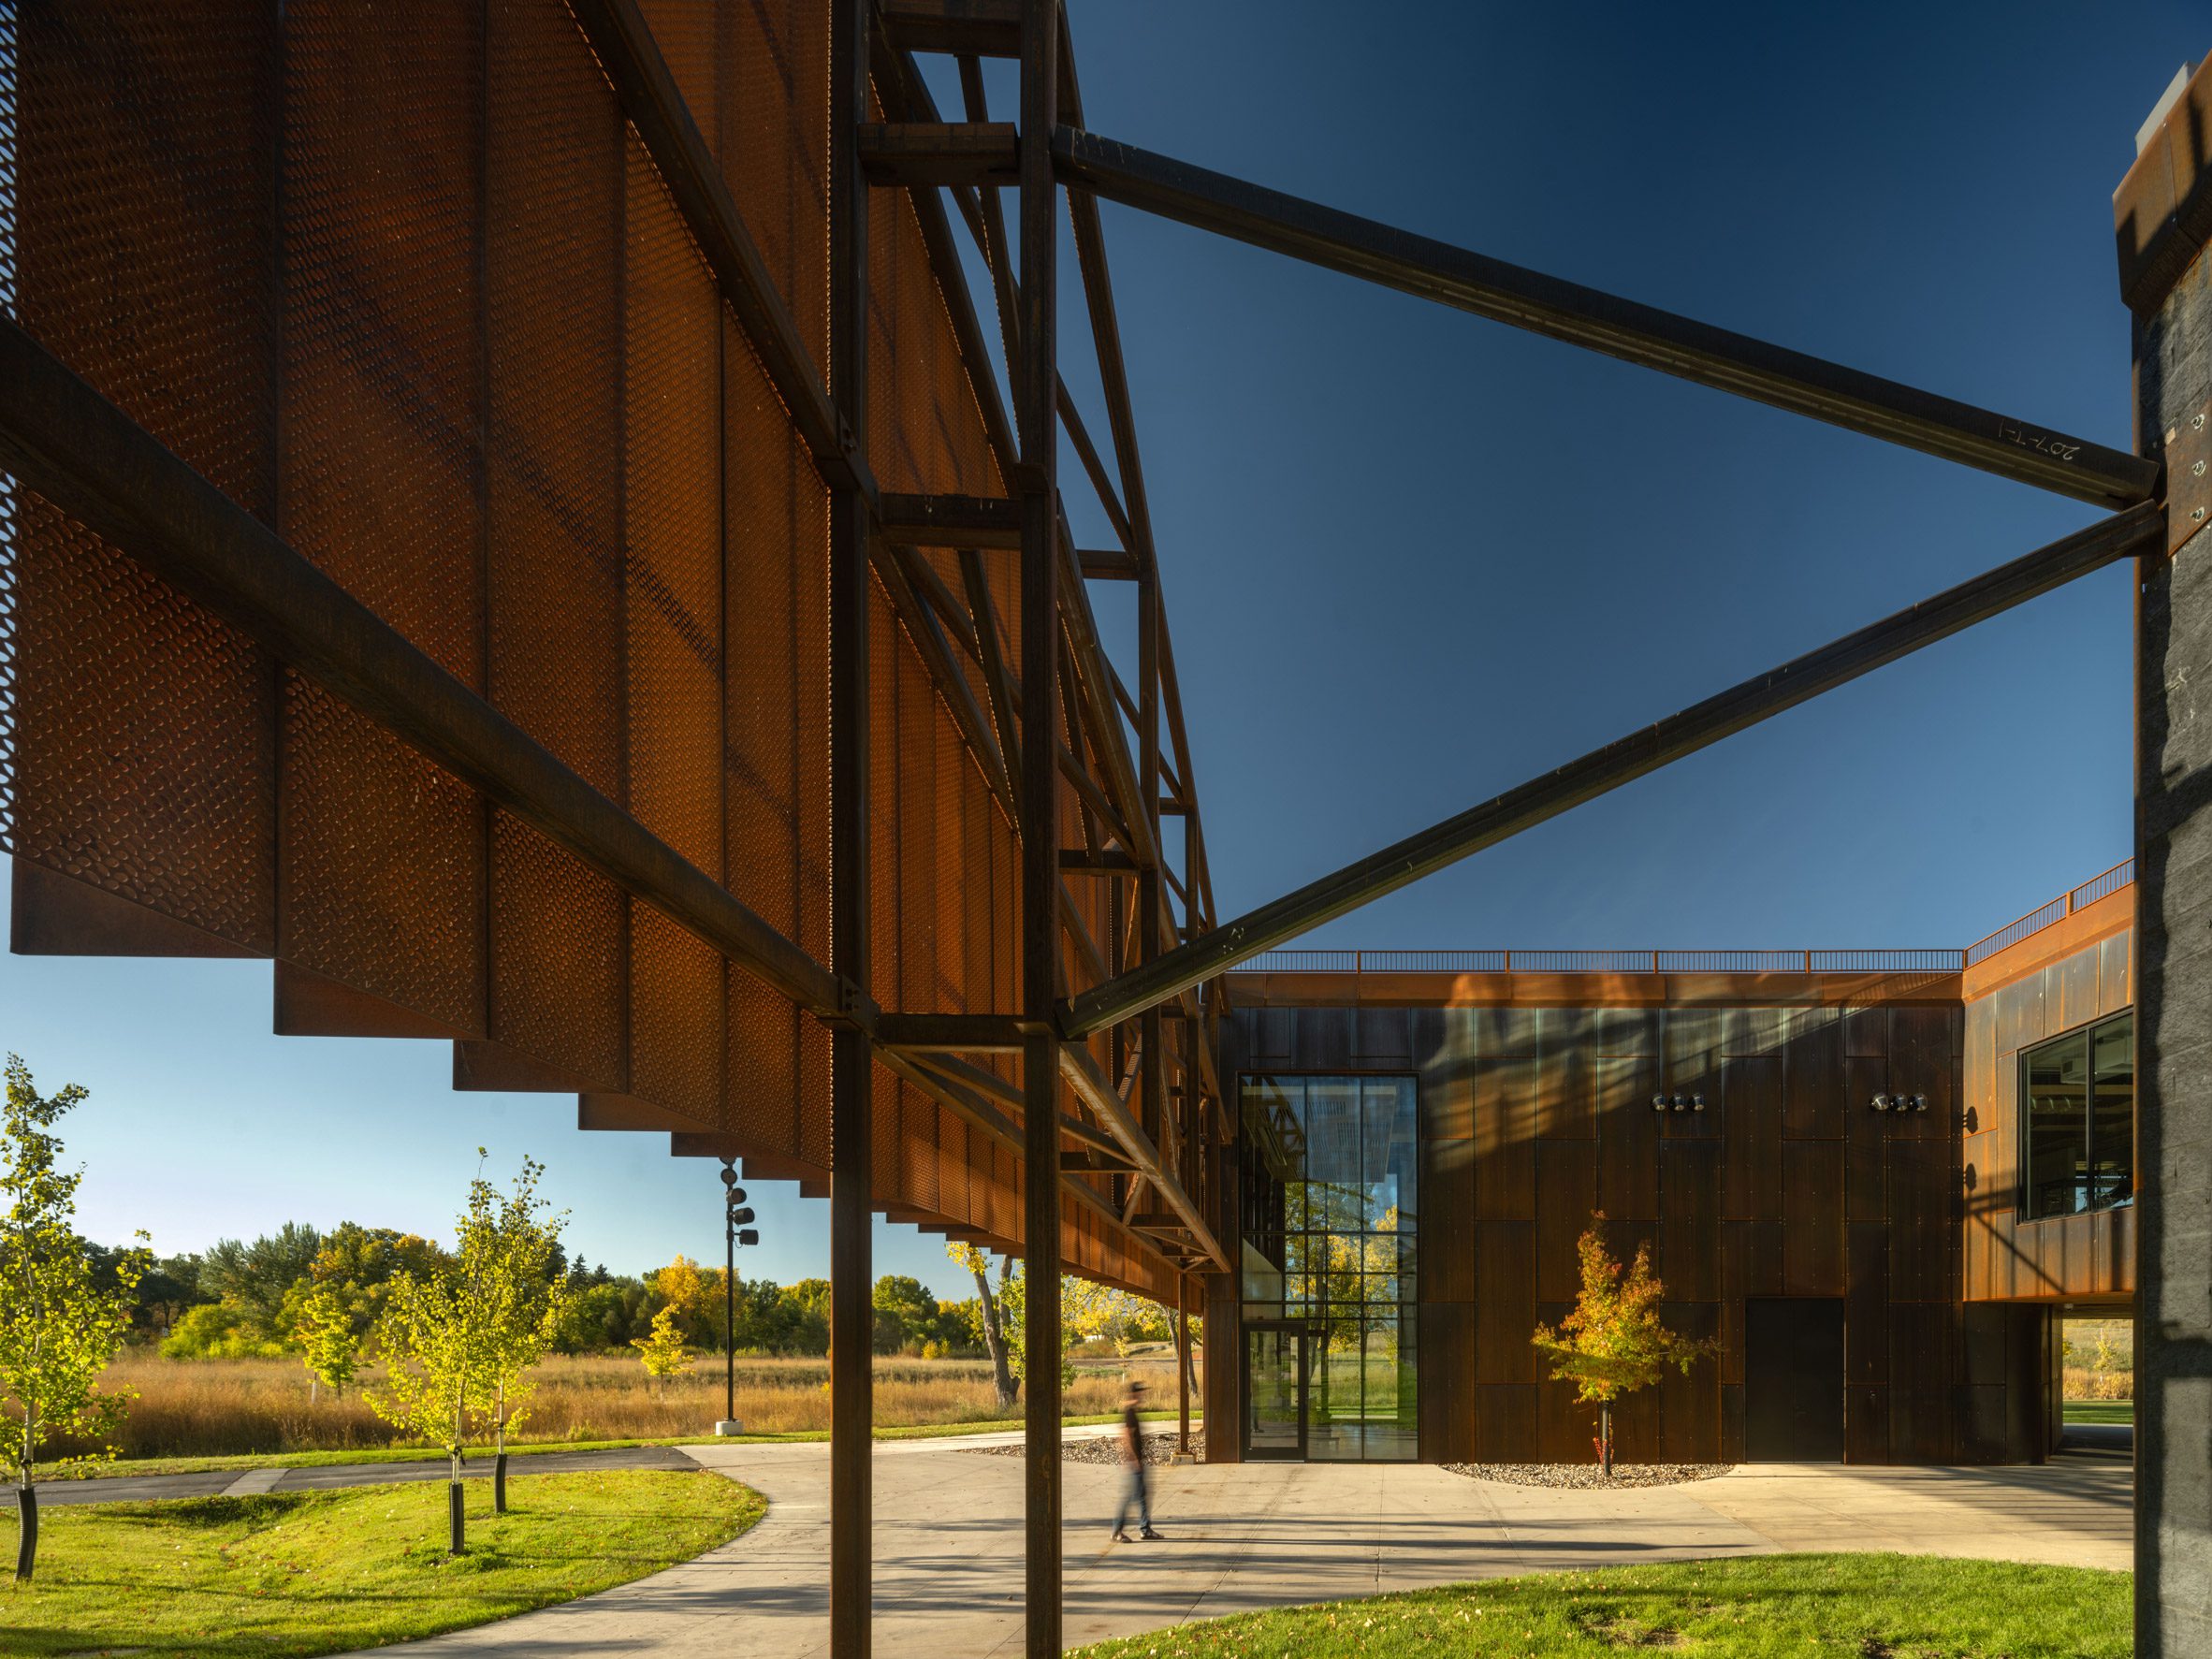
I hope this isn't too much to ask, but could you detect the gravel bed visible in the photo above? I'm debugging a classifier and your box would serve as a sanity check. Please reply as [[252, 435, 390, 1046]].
[[1444, 1461, 1732, 1490], [968, 1431, 1204, 1467]]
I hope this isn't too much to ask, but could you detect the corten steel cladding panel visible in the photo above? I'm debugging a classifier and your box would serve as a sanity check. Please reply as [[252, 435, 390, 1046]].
[[484, 0, 630, 1093], [625, 132, 728, 1125], [4, 0, 1192, 1298], [12, 1, 281, 957], [1241, 1000, 1995, 1463], [1961, 918, 2136, 1302], [278, 0, 488, 1038]]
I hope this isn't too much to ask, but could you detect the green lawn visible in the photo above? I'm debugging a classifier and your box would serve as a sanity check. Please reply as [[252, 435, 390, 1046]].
[[1069, 1554, 2131, 1658], [61, 1409, 1202, 1481], [0, 1469, 762, 1657], [2064, 1399, 2133, 1425]]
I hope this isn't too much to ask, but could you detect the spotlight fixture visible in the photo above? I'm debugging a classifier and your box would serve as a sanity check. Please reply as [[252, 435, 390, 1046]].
[[1690, 1092, 1707, 1113], [1872, 1093, 1892, 1112], [1652, 1094, 1669, 1113], [1911, 1093, 1928, 1113]]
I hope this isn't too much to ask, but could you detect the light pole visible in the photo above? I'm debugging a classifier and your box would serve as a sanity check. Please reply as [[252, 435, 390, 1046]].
[[717, 1159, 759, 1435]]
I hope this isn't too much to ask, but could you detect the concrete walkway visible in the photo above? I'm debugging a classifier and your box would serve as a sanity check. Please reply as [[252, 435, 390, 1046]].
[[354, 1436, 2132, 1656], [4, 1443, 697, 1507]]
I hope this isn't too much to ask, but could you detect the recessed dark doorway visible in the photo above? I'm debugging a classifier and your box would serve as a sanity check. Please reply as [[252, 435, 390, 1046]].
[[1745, 1298, 1845, 1462]]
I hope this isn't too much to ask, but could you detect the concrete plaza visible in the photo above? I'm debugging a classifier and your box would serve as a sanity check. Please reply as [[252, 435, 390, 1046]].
[[361, 1431, 2132, 1656]]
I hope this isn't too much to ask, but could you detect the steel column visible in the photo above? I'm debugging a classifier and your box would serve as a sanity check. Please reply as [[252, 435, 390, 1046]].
[[1138, 564, 1166, 1246], [2124, 59, 2212, 1657], [1017, 4, 1063, 1653], [828, 0, 874, 1650], [1065, 502, 2165, 1035]]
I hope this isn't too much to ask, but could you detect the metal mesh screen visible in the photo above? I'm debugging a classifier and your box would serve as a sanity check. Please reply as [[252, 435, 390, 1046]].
[[278, 0, 488, 1033], [11, 0, 279, 953], [1, 1, 20, 853], [5, 0, 1182, 1299]]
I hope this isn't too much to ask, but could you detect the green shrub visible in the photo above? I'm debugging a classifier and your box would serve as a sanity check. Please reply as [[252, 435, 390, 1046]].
[[159, 1302, 283, 1360]]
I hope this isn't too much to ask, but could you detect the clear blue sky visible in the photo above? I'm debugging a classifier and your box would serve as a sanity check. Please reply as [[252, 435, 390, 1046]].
[[8, 2, 2202, 1292]]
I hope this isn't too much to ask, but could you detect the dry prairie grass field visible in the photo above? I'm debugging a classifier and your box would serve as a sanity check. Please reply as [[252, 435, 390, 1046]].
[[69, 1352, 1185, 1461], [2063, 1317, 2132, 1402]]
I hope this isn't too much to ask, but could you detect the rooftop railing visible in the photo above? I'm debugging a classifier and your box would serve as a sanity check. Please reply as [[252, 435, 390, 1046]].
[[1232, 858, 2136, 978], [1962, 856, 2135, 967]]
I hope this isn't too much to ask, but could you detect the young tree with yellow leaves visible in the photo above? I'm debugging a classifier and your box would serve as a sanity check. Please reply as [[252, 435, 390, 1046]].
[[0, 1056, 148, 1581], [1531, 1214, 1714, 1477], [369, 1152, 566, 1550], [294, 1285, 359, 1404], [632, 1305, 692, 1390], [481, 1157, 571, 1513], [948, 1241, 1016, 1406]]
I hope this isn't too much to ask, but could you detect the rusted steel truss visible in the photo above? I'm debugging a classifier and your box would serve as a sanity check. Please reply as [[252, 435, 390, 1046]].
[[0, 0, 1231, 1294]]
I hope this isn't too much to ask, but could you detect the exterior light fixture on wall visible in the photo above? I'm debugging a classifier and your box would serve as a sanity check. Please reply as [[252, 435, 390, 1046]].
[[1655, 1092, 1706, 1112], [1652, 1094, 1669, 1112], [1871, 1092, 1931, 1113], [1872, 1093, 1892, 1112]]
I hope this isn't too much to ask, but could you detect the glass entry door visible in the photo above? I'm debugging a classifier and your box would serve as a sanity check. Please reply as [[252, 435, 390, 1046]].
[[1243, 1322, 1307, 1460]]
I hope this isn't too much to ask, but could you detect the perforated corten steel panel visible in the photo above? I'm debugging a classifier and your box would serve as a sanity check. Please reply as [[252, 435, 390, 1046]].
[[4, 0, 1189, 1301], [11, 1, 279, 954], [626, 128, 728, 1123], [483, 0, 630, 1095], [715, 0, 830, 385], [278, 0, 487, 1034]]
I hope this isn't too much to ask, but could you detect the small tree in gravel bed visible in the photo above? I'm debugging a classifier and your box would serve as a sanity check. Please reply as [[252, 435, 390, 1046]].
[[1532, 1213, 1713, 1477], [0, 1055, 148, 1582]]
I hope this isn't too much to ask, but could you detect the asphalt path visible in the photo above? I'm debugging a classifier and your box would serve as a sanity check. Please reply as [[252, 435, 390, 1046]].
[[3, 1443, 699, 1507]]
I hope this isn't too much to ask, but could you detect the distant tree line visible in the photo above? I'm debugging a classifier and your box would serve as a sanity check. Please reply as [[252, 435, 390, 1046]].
[[90, 1224, 1113, 1362]]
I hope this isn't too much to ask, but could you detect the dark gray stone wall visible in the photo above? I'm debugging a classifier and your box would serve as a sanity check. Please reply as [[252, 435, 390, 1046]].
[[2135, 244, 2212, 1654]]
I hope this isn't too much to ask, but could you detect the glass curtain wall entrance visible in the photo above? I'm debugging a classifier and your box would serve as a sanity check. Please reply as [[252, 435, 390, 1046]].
[[1239, 1074, 1418, 1461]]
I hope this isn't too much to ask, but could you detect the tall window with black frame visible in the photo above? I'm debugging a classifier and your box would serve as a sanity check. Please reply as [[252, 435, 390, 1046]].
[[2020, 1012, 2133, 1221]]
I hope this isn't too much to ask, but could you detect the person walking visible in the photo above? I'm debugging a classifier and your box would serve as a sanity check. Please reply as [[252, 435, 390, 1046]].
[[1111, 1378, 1163, 1543]]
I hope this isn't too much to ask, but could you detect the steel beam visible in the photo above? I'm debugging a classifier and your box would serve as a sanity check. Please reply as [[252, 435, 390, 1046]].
[[1079, 547, 1142, 578], [879, 1049, 1154, 1244], [0, 320, 844, 1021], [960, 551, 1027, 795], [879, 0, 1023, 57], [858, 121, 1019, 186], [1051, 126, 2158, 510], [827, 0, 874, 1649], [1065, 502, 2165, 1034], [1056, 1043, 1230, 1270], [568, 0, 863, 499], [875, 1012, 1027, 1053], [866, 36, 1022, 474], [874, 539, 1018, 813], [878, 491, 1023, 548]]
